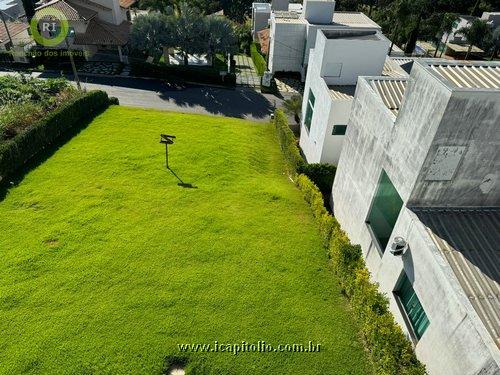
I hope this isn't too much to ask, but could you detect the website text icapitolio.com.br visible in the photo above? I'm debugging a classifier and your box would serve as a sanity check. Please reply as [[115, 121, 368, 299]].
[[177, 341, 321, 355]]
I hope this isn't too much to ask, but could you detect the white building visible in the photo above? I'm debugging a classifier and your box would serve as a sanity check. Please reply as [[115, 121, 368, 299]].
[[251, 0, 302, 38], [442, 12, 500, 44], [267, 0, 381, 78], [298, 28, 407, 165], [332, 60, 500, 375]]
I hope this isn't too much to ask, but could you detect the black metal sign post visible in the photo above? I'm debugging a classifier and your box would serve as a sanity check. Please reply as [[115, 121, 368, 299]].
[[160, 134, 176, 168]]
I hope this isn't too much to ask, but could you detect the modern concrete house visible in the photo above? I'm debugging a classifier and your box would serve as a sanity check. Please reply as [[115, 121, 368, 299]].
[[299, 27, 409, 165], [332, 60, 500, 375], [442, 12, 500, 45], [33, 0, 135, 61], [251, 0, 302, 38], [267, 0, 381, 77]]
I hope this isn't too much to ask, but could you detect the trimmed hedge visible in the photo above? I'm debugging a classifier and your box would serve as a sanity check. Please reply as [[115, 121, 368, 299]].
[[130, 61, 236, 87], [273, 110, 425, 374], [272, 110, 336, 195], [0, 90, 109, 182], [272, 109, 305, 175], [250, 42, 267, 76], [295, 177, 425, 374], [299, 163, 336, 197]]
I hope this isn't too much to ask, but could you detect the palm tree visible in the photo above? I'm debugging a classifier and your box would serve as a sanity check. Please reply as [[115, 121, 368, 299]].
[[435, 13, 458, 57], [283, 95, 302, 125], [460, 19, 491, 60], [203, 15, 237, 67]]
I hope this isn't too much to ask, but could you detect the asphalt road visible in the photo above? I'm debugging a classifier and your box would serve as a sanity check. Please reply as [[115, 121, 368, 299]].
[[0, 70, 282, 122]]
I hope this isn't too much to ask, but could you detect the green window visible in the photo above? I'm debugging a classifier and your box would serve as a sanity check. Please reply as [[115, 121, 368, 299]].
[[396, 274, 430, 340], [366, 170, 403, 251], [332, 125, 347, 135], [304, 89, 315, 132]]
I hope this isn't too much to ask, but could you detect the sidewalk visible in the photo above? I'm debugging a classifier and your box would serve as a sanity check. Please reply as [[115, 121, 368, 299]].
[[235, 55, 261, 88]]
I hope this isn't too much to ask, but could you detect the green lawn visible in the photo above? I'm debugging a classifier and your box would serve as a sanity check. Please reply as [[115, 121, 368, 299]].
[[0, 107, 372, 374]]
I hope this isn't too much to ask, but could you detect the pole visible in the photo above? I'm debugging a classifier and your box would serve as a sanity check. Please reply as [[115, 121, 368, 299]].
[[0, 11, 13, 50], [65, 37, 81, 90], [165, 143, 169, 169]]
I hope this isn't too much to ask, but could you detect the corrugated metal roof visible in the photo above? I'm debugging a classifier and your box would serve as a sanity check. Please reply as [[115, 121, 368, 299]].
[[328, 85, 355, 100], [383, 57, 409, 78], [332, 11, 380, 28], [413, 208, 500, 349], [369, 79, 408, 115], [430, 64, 500, 89]]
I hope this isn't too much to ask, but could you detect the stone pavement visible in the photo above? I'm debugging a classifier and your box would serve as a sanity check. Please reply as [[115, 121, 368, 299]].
[[275, 77, 304, 96], [235, 55, 261, 88]]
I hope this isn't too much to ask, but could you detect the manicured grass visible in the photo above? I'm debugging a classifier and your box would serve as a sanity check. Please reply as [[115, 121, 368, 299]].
[[0, 107, 372, 374]]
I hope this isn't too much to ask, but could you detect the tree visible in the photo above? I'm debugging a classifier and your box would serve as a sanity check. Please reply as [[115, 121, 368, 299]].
[[20, 0, 35, 22], [130, 13, 173, 62], [219, 0, 252, 23], [283, 95, 303, 125], [459, 18, 491, 59], [172, 2, 206, 65], [203, 15, 237, 65], [437, 13, 459, 57]]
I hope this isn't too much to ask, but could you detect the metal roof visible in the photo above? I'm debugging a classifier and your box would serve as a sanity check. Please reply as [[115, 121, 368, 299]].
[[412, 208, 500, 349], [369, 79, 408, 116], [328, 85, 356, 100], [383, 57, 409, 78], [332, 11, 381, 29], [430, 64, 500, 89]]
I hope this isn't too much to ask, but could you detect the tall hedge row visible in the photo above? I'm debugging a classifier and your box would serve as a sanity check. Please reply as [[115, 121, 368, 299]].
[[272, 110, 426, 375], [0, 90, 110, 182], [250, 42, 266, 76]]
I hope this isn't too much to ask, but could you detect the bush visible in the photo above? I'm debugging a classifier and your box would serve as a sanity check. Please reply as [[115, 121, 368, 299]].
[[294, 173, 426, 374], [298, 163, 336, 196], [130, 61, 236, 87], [272, 109, 305, 176], [109, 96, 120, 105], [0, 91, 109, 182], [250, 42, 267, 76]]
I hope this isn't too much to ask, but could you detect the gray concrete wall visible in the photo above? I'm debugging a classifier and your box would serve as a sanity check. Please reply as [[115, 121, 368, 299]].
[[331, 63, 500, 374], [409, 90, 500, 207]]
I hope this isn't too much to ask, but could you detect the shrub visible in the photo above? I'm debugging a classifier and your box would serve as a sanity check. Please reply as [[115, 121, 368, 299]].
[[0, 91, 109, 182], [109, 96, 120, 105], [272, 109, 305, 176], [130, 61, 236, 87], [250, 42, 267, 76], [298, 163, 336, 197], [293, 173, 426, 374]]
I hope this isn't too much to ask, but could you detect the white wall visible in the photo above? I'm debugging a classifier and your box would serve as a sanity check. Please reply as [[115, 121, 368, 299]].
[[269, 18, 306, 73]]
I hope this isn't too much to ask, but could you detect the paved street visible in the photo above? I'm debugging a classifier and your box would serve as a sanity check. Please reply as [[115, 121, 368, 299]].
[[0, 70, 282, 122]]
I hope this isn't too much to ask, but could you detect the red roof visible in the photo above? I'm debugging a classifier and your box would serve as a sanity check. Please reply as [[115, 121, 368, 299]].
[[119, 0, 136, 8], [0, 21, 29, 44]]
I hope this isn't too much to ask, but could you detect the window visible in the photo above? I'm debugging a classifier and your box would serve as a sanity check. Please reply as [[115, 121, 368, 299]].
[[332, 125, 347, 135], [366, 170, 403, 252], [304, 89, 315, 132], [395, 273, 430, 340]]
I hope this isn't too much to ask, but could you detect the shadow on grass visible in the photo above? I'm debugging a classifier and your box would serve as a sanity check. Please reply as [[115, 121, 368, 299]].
[[167, 167, 197, 189], [0, 106, 109, 203]]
